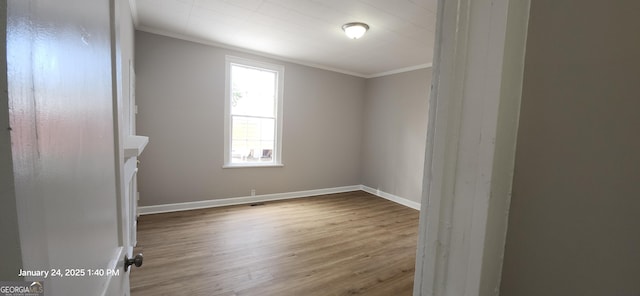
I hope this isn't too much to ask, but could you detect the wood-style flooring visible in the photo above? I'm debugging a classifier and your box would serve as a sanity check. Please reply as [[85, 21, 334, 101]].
[[130, 191, 419, 296]]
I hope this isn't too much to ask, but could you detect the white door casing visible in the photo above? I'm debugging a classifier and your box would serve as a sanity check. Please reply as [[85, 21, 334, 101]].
[[413, 0, 530, 295], [111, 0, 142, 293], [128, 63, 139, 252], [129, 61, 136, 136]]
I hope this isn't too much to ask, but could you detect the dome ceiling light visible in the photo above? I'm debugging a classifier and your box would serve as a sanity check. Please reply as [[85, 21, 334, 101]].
[[342, 22, 369, 39]]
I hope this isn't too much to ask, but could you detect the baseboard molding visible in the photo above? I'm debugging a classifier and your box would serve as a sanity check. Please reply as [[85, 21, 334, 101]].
[[138, 185, 422, 215], [138, 185, 361, 215], [360, 185, 421, 210]]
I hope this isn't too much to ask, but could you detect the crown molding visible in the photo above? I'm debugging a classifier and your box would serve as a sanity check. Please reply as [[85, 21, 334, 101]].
[[136, 26, 369, 78], [135, 26, 432, 79], [365, 63, 433, 78]]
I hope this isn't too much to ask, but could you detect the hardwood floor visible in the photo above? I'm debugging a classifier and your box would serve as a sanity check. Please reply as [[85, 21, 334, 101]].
[[130, 191, 420, 296]]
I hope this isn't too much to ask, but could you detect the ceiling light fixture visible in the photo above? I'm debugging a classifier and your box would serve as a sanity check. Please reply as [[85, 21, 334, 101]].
[[342, 22, 369, 39]]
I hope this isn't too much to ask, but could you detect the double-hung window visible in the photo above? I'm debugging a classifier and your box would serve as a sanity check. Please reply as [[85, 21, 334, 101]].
[[224, 56, 284, 167]]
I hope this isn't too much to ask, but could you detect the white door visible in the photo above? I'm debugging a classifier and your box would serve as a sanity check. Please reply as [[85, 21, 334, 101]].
[[6, 0, 131, 295]]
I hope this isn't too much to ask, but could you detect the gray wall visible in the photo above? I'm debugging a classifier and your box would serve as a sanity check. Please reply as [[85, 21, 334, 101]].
[[500, 1, 640, 295], [361, 69, 431, 203], [135, 31, 366, 206]]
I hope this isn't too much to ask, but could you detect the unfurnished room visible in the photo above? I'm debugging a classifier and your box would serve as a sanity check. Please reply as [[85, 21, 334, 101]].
[[130, 0, 433, 294], [2, 1, 639, 296]]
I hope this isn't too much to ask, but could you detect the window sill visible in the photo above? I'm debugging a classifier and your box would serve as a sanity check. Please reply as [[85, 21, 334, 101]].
[[222, 163, 284, 169]]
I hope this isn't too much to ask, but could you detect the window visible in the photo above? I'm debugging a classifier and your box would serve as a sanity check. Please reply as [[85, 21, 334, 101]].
[[224, 56, 284, 167]]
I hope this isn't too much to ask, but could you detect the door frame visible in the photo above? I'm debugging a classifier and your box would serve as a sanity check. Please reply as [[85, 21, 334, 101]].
[[109, 0, 135, 294], [413, 0, 531, 295]]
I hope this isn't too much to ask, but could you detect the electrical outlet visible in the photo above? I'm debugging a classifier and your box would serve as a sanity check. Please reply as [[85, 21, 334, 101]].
[[251, 189, 256, 196]]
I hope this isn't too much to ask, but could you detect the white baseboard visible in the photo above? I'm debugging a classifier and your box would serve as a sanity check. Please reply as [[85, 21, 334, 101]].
[[138, 184, 421, 215], [138, 185, 361, 215], [360, 185, 421, 210]]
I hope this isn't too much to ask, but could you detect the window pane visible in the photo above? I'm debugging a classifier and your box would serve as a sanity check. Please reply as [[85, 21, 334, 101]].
[[231, 116, 275, 163], [230, 64, 276, 117]]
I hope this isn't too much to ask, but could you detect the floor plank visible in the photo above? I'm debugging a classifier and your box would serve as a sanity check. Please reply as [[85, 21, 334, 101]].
[[130, 191, 419, 296]]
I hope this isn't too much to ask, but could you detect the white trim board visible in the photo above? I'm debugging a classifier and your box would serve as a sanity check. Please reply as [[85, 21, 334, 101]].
[[139, 186, 359, 215], [412, 0, 529, 295], [135, 26, 431, 79], [138, 185, 421, 215], [366, 63, 433, 79], [360, 185, 421, 210]]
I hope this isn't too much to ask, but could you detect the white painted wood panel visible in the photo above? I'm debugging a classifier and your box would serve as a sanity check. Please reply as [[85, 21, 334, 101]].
[[7, 0, 127, 295], [413, 0, 530, 295]]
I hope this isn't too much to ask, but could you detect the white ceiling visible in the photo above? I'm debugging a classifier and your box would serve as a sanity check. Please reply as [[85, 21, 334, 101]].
[[132, 0, 437, 77]]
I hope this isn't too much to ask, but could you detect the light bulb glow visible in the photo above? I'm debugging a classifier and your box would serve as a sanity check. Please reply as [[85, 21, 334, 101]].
[[342, 22, 369, 39]]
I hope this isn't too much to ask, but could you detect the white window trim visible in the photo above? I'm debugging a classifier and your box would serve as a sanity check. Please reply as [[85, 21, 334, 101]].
[[223, 56, 284, 168]]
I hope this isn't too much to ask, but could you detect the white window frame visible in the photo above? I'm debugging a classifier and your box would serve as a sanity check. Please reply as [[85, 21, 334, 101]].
[[223, 56, 284, 168]]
